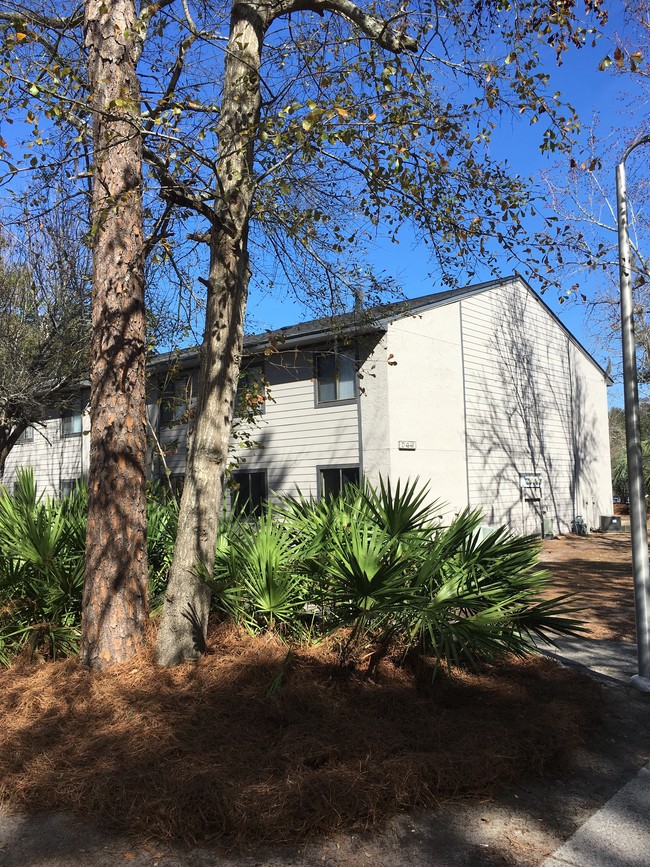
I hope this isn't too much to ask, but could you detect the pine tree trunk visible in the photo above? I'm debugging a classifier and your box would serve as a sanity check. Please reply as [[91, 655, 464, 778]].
[[156, 8, 265, 666], [79, 0, 149, 668]]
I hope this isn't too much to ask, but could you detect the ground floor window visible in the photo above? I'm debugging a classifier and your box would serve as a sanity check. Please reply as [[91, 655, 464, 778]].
[[168, 474, 185, 500], [60, 477, 82, 498], [230, 470, 267, 517], [319, 466, 360, 499]]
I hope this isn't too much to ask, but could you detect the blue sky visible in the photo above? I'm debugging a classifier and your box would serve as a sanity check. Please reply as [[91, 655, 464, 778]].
[[243, 5, 646, 410], [1, 4, 645, 408]]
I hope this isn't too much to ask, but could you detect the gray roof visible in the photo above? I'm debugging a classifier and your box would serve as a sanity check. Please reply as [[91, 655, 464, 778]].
[[148, 275, 610, 381]]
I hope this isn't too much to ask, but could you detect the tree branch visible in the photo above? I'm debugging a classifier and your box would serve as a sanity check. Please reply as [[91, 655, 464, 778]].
[[270, 0, 417, 53]]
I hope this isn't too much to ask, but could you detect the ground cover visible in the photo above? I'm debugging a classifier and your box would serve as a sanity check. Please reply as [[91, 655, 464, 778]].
[[2, 530, 648, 866], [0, 623, 600, 848], [540, 531, 635, 642]]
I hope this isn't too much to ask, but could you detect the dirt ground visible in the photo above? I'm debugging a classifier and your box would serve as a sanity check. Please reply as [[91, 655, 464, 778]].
[[1, 530, 649, 867], [540, 531, 637, 642]]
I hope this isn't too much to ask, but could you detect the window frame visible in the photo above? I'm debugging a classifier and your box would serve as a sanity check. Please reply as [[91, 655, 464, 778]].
[[317, 464, 361, 500], [16, 426, 34, 444], [60, 477, 82, 498], [314, 350, 357, 407], [230, 469, 268, 518], [159, 371, 197, 428], [61, 410, 83, 438]]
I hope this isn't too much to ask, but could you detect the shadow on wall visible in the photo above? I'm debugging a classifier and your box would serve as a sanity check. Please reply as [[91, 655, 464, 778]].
[[465, 291, 601, 535]]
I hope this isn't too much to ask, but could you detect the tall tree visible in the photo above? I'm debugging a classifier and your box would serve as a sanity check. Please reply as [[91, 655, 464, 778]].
[[0, 0, 607, 665], [153, 0, 607, 664], [0, 185, 90, 480], [78, 0, 149, 667], [540, 1, 649, 377]]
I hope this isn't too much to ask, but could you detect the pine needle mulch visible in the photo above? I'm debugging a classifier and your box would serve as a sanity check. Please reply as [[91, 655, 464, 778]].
[[0, 625, 601, 848]]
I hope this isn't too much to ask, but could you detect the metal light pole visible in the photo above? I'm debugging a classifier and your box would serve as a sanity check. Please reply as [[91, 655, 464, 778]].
[[616, 133, 650, 693]]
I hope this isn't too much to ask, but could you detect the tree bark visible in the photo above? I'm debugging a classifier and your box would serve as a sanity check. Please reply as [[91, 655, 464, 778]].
[[79, 0, 149, 668], [155, 0, 417, 665], [156, 4, 265, 665], [0, 424, 26, 483]]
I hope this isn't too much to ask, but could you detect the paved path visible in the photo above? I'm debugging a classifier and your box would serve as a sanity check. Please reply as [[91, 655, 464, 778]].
[[541, 638, 650, 867], [541, 765, 650, 867]]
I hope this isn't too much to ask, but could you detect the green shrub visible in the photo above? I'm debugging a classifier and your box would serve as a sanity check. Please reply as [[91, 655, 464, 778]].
[[0, 475, 182, 663], [227, 478, 581, 669], [0, 472, 581, 670], [0, 469, 85, 664]]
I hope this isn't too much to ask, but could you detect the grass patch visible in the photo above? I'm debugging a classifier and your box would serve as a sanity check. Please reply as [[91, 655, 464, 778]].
[[0, 623, 601, 848]]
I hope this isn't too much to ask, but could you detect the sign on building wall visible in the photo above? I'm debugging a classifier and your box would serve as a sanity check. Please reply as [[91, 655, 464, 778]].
[[519, 473, 542, 489]]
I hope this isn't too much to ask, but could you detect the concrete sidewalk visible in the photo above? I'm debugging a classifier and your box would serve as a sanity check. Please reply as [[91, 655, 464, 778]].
[[541, 638, 650, 867], [541, 636, 640, 686], [541, 764, 650, 866]]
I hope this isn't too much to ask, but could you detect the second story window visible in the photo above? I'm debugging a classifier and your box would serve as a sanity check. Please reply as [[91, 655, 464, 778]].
[[62, 410, 82, 438], [160, 373, 196, 428], [16, 426, 34, 444], [316, 351, 356, 404]]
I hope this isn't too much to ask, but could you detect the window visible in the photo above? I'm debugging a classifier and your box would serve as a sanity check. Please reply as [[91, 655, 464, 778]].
[[60, 477, 82, 498], [160, 373, 196, 427], [316, 352, 356, 404], [62, 410, 82, 438], [319, 466, 360, 499], [235, 364, 266, 417], [230, 471, 267, 517], [16, 427, 33, 444]]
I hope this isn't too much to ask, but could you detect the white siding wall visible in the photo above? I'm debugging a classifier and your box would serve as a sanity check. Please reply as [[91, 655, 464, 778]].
[[2, 281, 612, 535], [155, 349, 360, 499], [460, 279, 611, 534], [3, 409, 88, 498], [232, 349, 360, 498]]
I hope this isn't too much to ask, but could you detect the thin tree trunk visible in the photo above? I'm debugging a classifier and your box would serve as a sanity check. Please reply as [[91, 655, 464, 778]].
[[79, 0, 149, 668], [156, 7, 265, 666], [0, 442, 9, 483], [0, 424, 27, 484], [155, 0, 416, 665]]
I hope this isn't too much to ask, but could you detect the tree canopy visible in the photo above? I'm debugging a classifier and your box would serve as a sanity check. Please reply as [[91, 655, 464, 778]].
[[0, 190, 89, 479], [0, 0, 610, 665]]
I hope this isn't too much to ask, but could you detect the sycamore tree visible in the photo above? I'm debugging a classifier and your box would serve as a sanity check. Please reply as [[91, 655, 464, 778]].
[[1, 0, 607, 665]]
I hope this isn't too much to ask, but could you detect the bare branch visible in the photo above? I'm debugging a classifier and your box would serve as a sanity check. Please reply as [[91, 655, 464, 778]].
[[271, 0, 418, 53]]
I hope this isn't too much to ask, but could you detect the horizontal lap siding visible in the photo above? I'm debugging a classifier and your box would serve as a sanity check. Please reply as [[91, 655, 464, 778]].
[[237, 351, 359, 498], [4, 415, 84, 498], [461, 281, 608, 534], [156, 350, 360, 499]]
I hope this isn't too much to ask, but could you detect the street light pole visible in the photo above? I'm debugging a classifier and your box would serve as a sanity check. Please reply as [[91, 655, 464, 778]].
[[616, 133, 650, 693]]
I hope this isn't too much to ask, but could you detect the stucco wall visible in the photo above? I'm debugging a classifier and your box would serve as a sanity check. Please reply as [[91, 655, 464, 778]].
[[359, 303, 468, 517]]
